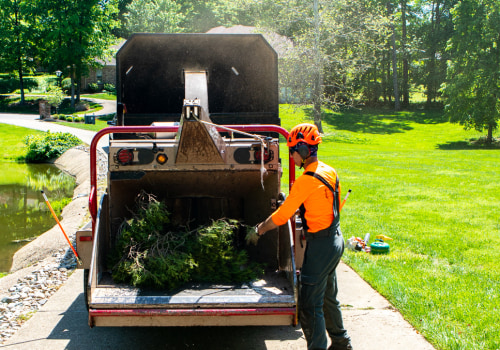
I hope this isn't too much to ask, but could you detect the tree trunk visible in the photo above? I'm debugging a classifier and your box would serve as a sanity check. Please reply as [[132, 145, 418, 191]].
[[391, 23, 400, 111], [387, 2, 400, 111], [76, 78, 81, 103], [14, 2, 25, 106], [71, 75, 75, 109], [487, 125, 493, 144], [427, 0, 442, 106], [401, 0, 409, 107], [312, 0, 323, 132], [313, 73, 323, 132], [17, 63, 25, 106]]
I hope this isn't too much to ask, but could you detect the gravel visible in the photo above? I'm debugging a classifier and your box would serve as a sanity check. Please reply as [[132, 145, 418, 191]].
[[0, 250, 77, 343]]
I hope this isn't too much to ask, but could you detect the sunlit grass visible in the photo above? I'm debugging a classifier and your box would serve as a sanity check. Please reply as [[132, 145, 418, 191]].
[[0, 124, 44, 161], [2, 102, 499, 348], [52, 117, 110, 132], [279, 104, 500, 350]]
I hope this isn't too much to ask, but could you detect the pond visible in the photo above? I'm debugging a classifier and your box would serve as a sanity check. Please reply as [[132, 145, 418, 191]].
[[0, 162, 75, 272]]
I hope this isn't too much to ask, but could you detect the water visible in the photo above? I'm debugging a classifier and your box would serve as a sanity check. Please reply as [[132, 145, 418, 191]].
[[0, 162, 75, 272]]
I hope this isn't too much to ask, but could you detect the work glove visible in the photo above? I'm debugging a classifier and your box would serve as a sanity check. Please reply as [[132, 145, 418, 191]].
[[245, 225, 260, 246]]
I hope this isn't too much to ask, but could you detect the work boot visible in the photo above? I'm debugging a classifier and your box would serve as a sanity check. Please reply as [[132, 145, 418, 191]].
[[328, 341, 353, 350]]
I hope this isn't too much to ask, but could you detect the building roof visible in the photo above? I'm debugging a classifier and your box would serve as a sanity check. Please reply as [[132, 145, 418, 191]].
[[96, 39, 127, 66]]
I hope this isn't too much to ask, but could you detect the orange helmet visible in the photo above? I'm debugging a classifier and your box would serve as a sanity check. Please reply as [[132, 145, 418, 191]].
[[287, 123, 322, 147]]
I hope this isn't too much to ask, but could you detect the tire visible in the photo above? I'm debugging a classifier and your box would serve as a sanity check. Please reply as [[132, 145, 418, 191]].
[[83, 269, 90, 311]]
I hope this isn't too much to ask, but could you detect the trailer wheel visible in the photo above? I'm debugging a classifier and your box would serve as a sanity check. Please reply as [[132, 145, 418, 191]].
[[83, 269, 90, 311]]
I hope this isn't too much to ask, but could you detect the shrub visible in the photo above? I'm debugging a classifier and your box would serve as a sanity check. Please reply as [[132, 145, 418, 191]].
[[61, 78, 72, 94], [0, 76, 18, 94], [24, 131, 81, 163], [87, 83, 100, 93], [104, 83, 116, 93], [47, 86, 64, 110], [0, 75, 52, 94], [75, 102, 89, 112]]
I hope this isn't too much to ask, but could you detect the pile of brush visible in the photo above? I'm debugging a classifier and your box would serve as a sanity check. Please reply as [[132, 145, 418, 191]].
[[109, 191, 263, 290]]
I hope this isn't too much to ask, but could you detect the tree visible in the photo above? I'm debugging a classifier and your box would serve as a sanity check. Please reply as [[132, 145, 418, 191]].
[[412, 0, 456, 106], [35, 0, 119, 108], [248, 0, 386, 131], [441, 0, 500, 143], [180, 0, 245, 33], [0, 0, 39, 104], [46, 86, 64, 114], [387, 1, 401, 111], [124, 0, 183, 33], [123, 0, 246, 34]]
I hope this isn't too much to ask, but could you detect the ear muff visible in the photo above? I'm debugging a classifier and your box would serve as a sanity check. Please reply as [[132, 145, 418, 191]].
[[297, 144, 310, 160]]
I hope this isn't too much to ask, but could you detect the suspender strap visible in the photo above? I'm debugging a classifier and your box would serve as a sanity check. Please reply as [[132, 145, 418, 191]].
[[304, 171, 340, 228]]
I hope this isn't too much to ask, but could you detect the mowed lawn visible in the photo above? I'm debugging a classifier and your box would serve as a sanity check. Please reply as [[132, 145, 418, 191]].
[[279, 105, 500, 350], [1, 105, 497, 349], [0, 123, 44, 162]]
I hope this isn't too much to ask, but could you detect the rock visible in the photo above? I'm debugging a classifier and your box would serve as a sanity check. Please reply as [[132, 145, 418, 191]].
[[33, 291, 45, 299]]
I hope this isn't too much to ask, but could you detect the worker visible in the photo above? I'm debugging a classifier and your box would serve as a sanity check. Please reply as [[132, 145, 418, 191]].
[[256, 123, 352, 350]]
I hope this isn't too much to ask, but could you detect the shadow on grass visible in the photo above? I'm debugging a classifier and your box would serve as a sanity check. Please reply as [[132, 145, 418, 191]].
[[437, 139, 500, 150], [305, 106, 448, 135], [0, 95, 102, 115]]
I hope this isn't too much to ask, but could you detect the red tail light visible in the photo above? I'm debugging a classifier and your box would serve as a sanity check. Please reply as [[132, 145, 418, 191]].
[[117, 148, 134, 165], [254, 147, 273, 163]]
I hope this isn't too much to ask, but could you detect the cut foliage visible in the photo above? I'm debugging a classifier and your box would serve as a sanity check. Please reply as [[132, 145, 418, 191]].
[[110, 192, 263, 290]]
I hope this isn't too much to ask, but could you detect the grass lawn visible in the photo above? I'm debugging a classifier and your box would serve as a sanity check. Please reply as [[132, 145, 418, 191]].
[[0, 94, 109, 115], [279, 105, 500, 350], [1, 101, 499, 349], [80, 92, 116, 100], [0, 124, 44, 161], [52, 115, 113, 132]]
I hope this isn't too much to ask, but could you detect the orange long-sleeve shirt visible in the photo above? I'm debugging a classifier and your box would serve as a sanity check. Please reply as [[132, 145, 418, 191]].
[[271, 160, 341, 233]]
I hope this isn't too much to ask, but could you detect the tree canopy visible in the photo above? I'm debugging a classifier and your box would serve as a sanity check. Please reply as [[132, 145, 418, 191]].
[[0, 0, 498, 141], [441, 0, 500, 143]]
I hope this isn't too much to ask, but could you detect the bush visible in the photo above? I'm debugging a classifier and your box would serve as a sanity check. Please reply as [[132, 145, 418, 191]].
[[87, 83, 100, 93], [104, 83, 116, 93], [0, 76, 18, 94], [47, 86, 64, 109], [61, 78, 72, 94], [0, 75, 53, 94], [75, 102, 89, 112], [24, 131, 81, 163]]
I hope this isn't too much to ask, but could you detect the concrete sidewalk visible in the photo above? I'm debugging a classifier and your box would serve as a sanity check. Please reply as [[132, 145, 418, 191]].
[[0, 263, 435, 350]]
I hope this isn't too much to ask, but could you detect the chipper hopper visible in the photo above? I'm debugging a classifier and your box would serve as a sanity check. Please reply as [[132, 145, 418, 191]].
[[76, 33, 300, 327]]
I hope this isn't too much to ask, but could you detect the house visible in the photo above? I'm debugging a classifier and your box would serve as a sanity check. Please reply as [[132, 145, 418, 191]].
[[80, 39, 126, 91]]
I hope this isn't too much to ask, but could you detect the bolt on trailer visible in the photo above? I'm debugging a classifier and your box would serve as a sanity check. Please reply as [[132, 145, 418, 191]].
[[76, 33, 306, 327]]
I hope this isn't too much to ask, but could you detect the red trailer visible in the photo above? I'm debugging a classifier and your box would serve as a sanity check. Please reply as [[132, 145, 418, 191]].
[[76, 33, 303, 327]]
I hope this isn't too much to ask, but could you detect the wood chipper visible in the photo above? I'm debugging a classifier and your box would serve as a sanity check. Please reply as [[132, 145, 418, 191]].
[[76, 33, 303, 327]]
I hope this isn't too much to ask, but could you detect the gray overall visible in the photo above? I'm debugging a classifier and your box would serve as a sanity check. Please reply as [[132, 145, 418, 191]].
[[299, 172, 351, 350]]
